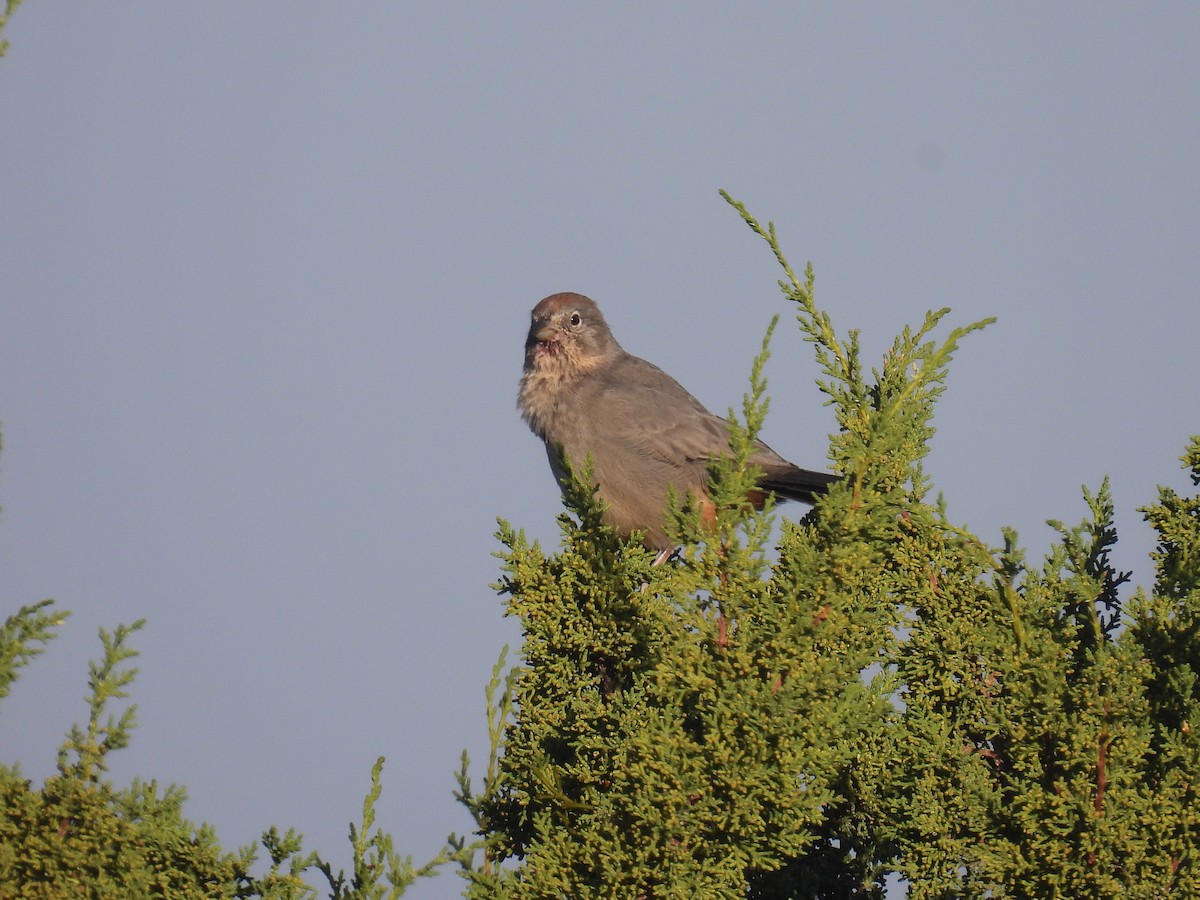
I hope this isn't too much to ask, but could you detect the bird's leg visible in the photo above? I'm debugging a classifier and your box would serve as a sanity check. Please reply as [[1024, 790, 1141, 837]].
[[652, 547, 680, 567], [639, 547, 680, 593]]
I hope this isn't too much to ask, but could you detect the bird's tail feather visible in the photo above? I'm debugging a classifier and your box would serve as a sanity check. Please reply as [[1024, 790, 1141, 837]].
[[756, 466, 840, 505]]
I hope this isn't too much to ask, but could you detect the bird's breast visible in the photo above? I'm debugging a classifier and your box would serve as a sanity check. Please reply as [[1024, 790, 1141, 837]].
[[518, 368, 577, 441]]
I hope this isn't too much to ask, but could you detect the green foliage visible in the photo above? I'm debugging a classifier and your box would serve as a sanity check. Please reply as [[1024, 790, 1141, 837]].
[[468, 196, 1200, 898], [0, 772, 242, 899], [455, 647, 519, 888], [0, 0, 21, 59], [57, 620, 145, 782], [0, 602, 460, 898], [473, 195, 991, 897], [317, 755, 471, 900], [0, 600, 67, 712], [0, 613, 249, 899]]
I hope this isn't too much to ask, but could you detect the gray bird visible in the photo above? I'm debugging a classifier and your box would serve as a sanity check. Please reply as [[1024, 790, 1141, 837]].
[[518, 292, 837, 558]]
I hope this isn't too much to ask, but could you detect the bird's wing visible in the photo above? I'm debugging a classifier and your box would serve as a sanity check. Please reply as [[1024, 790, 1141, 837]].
[[591, 354, 734, 470], [592, 354, 838, 495]]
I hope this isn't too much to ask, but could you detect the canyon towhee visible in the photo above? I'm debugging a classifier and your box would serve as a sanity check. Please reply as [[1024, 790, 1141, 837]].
[[518, 292, 837, 558]]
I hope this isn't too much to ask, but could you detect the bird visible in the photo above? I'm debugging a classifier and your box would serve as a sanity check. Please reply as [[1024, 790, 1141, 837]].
[[517, 292, 837, 560]]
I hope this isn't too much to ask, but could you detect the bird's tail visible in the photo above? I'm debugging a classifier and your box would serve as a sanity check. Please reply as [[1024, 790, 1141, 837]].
[[756, 464, 840, 505]]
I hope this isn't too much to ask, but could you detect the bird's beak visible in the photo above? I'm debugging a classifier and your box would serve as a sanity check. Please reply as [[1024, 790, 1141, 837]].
[[533, 323, 557, 343]]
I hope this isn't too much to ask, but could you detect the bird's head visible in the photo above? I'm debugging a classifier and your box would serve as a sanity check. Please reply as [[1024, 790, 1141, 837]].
[[524, 292, 620, 376]]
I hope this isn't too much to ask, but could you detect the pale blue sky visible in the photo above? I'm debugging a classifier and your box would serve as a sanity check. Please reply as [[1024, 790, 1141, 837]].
[[2, 5, 1197, 896]]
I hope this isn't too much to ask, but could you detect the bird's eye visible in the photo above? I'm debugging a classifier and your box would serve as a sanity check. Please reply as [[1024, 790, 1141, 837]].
[[569, 312, 582, 327]]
